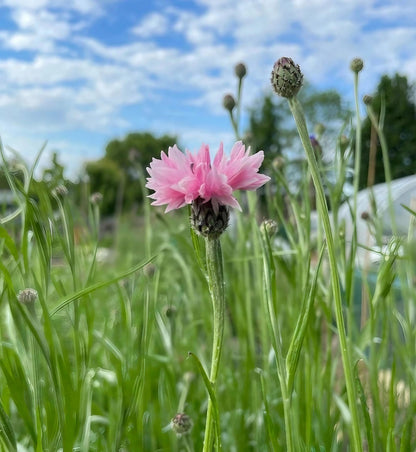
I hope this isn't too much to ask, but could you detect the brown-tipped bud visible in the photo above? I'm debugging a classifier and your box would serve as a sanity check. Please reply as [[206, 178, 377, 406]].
[[90, 192, 103, 205], [52, 185, 68, 197], [17, 288, 38, 305], [271, 57, 303, 98], [171, 413, 193, 436], [363, 95, 373, 106], [223, 94, 236, 112], [350, 58, 364, 74], [191, 198, 229, 239], [234, 62, 247, 79], [261, 219, 278, 238]]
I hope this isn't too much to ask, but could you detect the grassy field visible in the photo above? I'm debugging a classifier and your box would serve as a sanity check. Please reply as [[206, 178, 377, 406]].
[[1, 70, 416, 450]]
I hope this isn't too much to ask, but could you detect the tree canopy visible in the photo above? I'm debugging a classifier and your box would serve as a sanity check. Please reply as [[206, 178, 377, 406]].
[[245, 83, 349, 173], [359, 74, 416, 189], [85, 132, 177, 215]]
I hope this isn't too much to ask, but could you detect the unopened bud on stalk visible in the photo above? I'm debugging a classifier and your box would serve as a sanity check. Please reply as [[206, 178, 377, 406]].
[[272, 155, 285, 171], [339, 135, 350, 154], [171, 413, 193, 436], [363, 95, 373, 106], [271, 57, 303, 98], [360, 211, 370, 221], [223, 94, 236, 112], [350, 58, 364, 74], [234, 62, 247, 79], [261, 219, 278, 238], [52, 185, 68, 197], [17, 288, 38, 305], [90, 192, 103, 205]]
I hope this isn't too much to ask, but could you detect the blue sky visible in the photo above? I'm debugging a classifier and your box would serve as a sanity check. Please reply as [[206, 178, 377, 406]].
[[0, 0, 415, 179]]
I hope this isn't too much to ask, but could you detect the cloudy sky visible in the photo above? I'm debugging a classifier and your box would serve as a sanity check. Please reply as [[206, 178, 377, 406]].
[[0, 0, 415, 179]]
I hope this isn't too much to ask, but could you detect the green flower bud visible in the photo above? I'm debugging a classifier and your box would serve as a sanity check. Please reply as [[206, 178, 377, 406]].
[[171, 413, 193, 436], [17, 288, 38, 305], [350, 58, 364, 73], [52, 185, 68, 197], [261, 219, 278, 238], [223, 94, 236, 112], [234, 62, 247, 79], [363, 95, 373, 106], [90, 192, 103, 205], [271, 57, 303, 99]]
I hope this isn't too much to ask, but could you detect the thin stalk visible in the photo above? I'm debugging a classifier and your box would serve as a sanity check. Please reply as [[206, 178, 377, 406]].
[[352, 71, 362, 214], [202, 237, 225, 452], [261, 231, 295, 451], [288, 96, 362, 451], [366, 105, 397, 235]]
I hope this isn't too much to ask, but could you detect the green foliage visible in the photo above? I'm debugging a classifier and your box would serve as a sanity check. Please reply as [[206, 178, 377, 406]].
[[42, 152, 66, 188], [360, 74, 416, 189], [85, 132, 177, 216], [1, 72, 416, 451], [85, 158, 124, 216], [247, 94, 283, 168]]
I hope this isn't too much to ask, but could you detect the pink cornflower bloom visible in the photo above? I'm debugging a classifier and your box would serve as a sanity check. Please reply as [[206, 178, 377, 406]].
[[146, 141, 270, 213]]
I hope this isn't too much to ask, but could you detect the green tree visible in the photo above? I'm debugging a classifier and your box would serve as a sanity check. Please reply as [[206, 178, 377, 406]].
[[246, 94, 283, 169], [246, 84, 349, 178], [85, 158, 123, 216], [86, 132, 177, 215], [359, 74, 416, 189]]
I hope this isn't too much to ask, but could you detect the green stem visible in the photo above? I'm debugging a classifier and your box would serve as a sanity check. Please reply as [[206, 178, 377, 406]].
[[202, 237, 225, 452], [366, 105, 397, 235], [261, 230, 295, 450], [288, 96, 362, 451], [352, 71, 362, 213]]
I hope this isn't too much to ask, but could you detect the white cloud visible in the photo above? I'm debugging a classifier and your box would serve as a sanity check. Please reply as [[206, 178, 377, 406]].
[[131, 12, 169, 38]]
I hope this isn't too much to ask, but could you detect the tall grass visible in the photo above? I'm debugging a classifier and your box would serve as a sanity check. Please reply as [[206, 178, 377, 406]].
[[1, 71, 416, 452]]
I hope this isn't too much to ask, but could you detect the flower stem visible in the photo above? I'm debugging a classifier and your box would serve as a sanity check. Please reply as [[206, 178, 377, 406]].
[[203, 237, 225, 451], [288, 96, 362, 451]]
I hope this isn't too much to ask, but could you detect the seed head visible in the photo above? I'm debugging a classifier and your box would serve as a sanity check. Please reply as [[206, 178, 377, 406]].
[[350, 58, 364, 74], [17, 288, 38, 305], [223, 94, 236, 112], [171, 413, 193, 436], [234, 62, 247, 80], [271, 57, 303, 99]]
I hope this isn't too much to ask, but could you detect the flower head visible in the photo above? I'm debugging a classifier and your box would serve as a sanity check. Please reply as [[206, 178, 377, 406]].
[[146, 141, 270, 214]]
